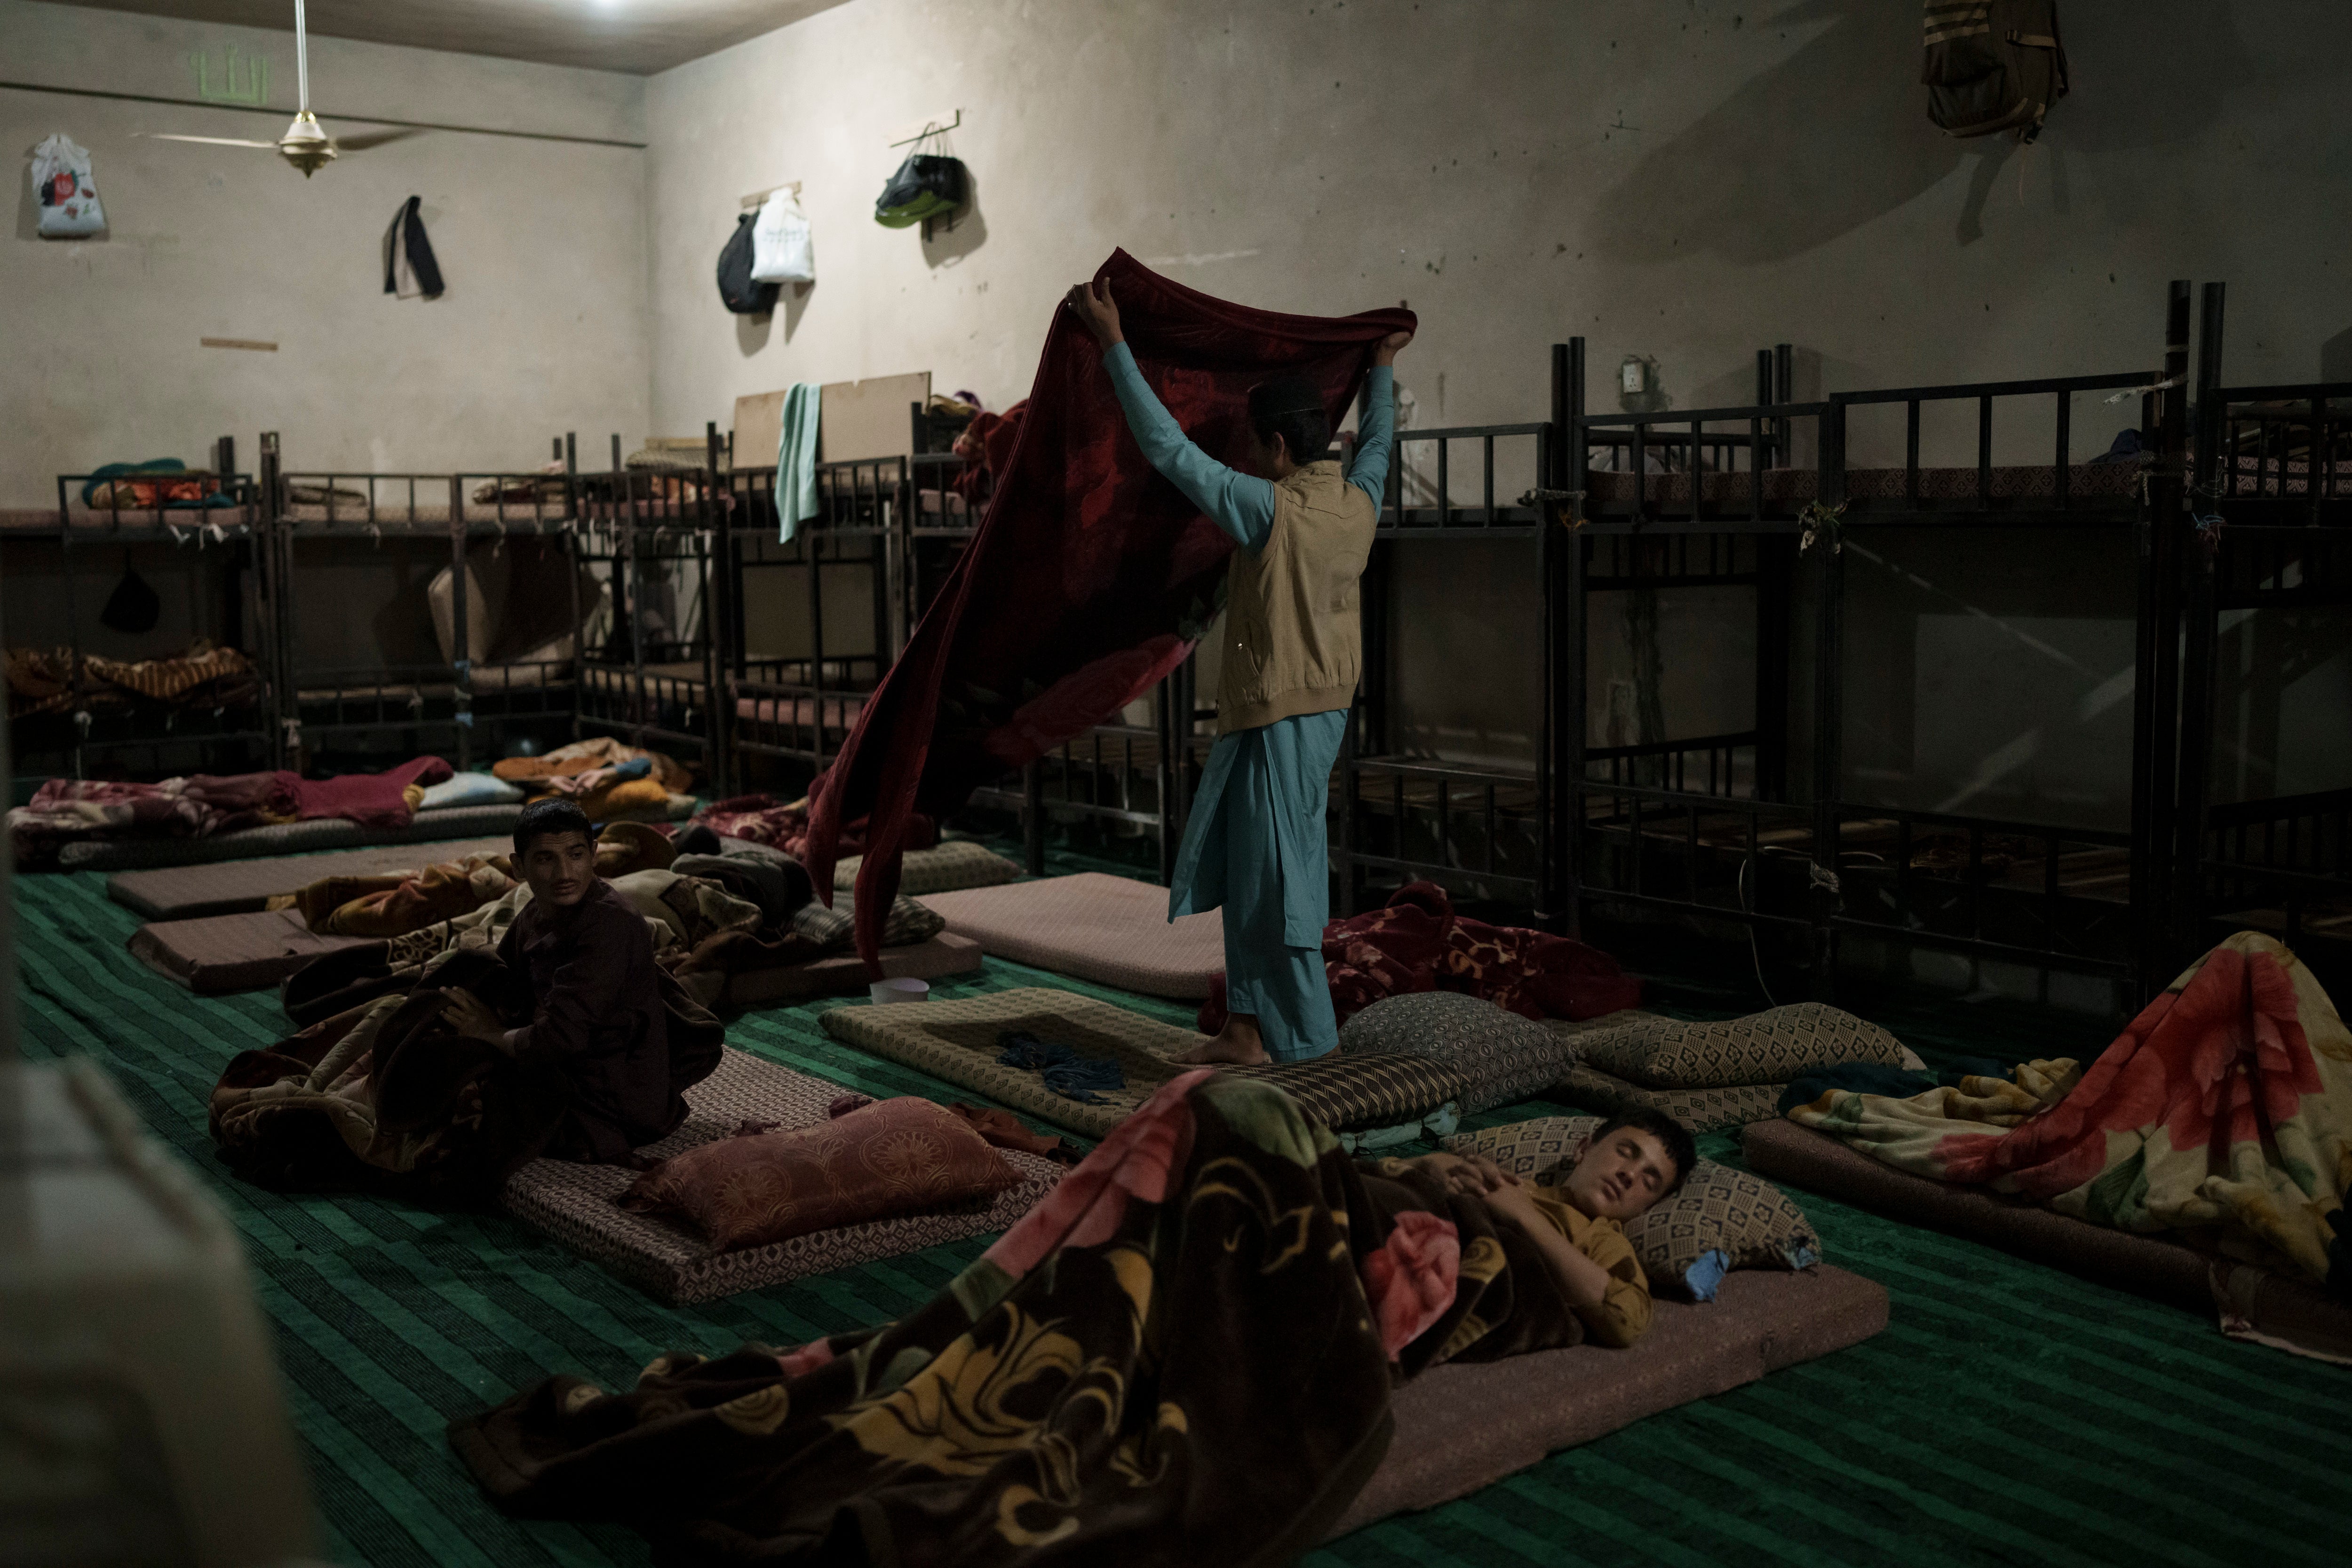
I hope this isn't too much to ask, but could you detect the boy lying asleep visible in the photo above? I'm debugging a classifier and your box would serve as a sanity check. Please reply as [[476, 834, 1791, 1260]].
[[1384, 1106, 1695, 1347]]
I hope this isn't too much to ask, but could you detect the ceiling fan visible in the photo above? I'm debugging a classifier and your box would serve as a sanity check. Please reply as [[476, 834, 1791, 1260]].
[[140, 1, 411, 175]]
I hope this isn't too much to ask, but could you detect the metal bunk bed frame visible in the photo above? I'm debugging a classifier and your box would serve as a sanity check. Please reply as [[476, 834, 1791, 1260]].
[[260, 432, 580, 775], [1334, 408, 1558, 917], [2176, 280, 2352, 971], [570, 429, 730, 791], [10, 438, 274, 785], [1562, 287, 2189, 1007], [1560, 341, 1825, 974]]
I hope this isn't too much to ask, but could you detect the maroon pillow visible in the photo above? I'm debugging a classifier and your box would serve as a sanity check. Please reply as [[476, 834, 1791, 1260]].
[[620, 1097, 1022, 1251]]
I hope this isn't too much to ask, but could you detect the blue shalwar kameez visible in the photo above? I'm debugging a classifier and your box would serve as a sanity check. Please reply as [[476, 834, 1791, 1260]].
[[1101, 345, 1395, 1061]]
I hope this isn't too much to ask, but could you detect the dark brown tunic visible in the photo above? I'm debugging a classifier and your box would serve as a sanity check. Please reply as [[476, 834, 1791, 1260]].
[[496, 878, 694, 1162]]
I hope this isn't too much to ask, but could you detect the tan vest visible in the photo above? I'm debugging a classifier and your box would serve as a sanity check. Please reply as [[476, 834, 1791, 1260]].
[[1216, 461, 1377, 733]]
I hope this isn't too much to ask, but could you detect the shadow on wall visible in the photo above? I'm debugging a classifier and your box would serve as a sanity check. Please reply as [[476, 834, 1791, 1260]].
[[736, 279, 814, 358], [921, 167, 986, 269], [1588, 0, 2251, 262]]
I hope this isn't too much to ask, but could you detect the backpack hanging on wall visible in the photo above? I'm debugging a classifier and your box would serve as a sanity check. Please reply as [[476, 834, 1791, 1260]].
[[717, 211, 780, 314], [874, 142, 967, 230], [1922, 0, 2068, 144]]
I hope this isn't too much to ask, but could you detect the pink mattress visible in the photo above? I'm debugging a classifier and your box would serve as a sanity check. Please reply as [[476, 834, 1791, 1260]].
[[917, 873, 1223, 999]]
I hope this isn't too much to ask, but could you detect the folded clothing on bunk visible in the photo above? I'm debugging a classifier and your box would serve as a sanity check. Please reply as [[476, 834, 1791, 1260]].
[[1780, 930, 2352, 1306], [8, 756, 450, 867], [494, 737, 692, 795], [1197, 879, 1644, 1037], [804, 250, 1414, 964], [5, 639, 258, 719], [995, 1030, 1128, 1105]]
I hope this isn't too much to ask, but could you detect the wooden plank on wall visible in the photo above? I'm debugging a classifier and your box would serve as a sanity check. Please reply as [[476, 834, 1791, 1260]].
[[819, 372, 930, 462], [732, 389, 790, 472]]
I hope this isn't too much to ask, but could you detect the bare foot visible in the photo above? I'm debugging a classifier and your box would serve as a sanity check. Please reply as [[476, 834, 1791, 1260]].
[[1175, 1017, 1271, 1067]]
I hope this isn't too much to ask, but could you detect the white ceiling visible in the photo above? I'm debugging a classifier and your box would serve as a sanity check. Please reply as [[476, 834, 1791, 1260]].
[[50, 0, 853, 75]]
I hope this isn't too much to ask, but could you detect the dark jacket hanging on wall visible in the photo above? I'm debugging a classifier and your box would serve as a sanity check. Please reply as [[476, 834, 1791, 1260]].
[[383, 195, 445, 299]]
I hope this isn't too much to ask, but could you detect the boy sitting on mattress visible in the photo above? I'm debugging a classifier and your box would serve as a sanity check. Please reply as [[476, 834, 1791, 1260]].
[[443, 798, 718, 1162], [1394, 1107, 1695, 1347]]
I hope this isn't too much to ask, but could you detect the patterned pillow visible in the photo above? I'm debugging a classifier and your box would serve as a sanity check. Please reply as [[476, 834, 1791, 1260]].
[[1444, 1114, 1820, 1301], [1338, 991, 1569, 1115], [836, 840, 1024, 896], [1228, 1051, 1472, 1133], [620, 1097, 1021, 1252], [789, 894, 946, 951], [1569, 1003, 1906, 1090]]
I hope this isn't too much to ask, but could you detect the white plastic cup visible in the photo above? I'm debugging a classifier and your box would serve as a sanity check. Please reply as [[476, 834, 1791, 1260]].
[[870, 977, 930, 1005]]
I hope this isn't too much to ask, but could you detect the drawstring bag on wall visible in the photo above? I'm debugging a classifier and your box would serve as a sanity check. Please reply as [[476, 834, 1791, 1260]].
[[749, 190, 815, 284], [1922, 0, 2068, 143], [31, 133, 105, 237], [874, 132, 967, 229], [717, 211, 780, 314]]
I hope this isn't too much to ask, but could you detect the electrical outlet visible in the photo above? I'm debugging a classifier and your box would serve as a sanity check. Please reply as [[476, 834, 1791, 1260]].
[[1620, 357, 1647, 395]]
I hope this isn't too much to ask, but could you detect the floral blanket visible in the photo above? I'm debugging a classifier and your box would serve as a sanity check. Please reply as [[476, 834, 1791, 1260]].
[[451, 1072, 1585, 1565], [7, 756, 451, 866], [1198, 880, 1644, 1035], [1784, 932, 2352, 1294]]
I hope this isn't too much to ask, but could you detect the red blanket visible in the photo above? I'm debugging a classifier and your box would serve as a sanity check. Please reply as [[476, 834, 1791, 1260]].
[[805, 251, 1414, 963], [691, 793, 936, 861], [1196, 881, 1644, 1035]]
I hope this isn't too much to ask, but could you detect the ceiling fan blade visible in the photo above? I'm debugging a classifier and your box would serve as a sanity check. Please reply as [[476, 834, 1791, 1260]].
[[333, 128, 421, 152], [139, 133, 280, 149]]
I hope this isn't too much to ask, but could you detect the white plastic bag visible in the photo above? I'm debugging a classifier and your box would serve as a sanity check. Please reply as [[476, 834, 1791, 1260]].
[[32, 134, 105, 238], [749, 191, 814, 284]]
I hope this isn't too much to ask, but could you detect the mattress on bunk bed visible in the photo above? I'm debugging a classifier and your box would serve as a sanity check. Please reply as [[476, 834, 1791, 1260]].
[[835, 839, 1023, 896], [499, 1046, 1060, 1306], [914, 873, 1224, 999], [127, 909, 373, 995], [734, 692, 867, 729], [1581, 462, 2143, 507], [1740, 1119, 2352, 1359], [279, 499, 574, 525], [677, 932, 984, 1013], [0, 505, 261, 533], [1331, 1263, 1888, 1536], [55, 804, 525, 872], [106, 835, 514, 920], [819, 987, 1469, 1141]]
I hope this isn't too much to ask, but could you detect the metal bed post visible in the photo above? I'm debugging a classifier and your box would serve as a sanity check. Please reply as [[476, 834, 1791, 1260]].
[[1023, 758, 1046, 875], [1559, 339, 1589, 937], [704, 421, 733, 796], [1806, 397, 1848, 999], [447, 476, 472, 773], [2170, 282, 2227, 977], [1753, 350, 1793, 802], [2137, 281, 2195, 990]]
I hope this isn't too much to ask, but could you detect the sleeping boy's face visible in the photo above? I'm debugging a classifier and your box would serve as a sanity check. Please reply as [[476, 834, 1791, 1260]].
[[519, 830, 596, 908], [1560, 1126, 1680, 1223]]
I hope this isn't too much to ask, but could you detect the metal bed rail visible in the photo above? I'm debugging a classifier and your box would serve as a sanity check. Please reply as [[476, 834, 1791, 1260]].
[[1573, 389, 1828, 531], [1570, 778, 1820, 939], [1334, 752, 1547, 908], [1379, 421, 1551, 535], [1824, 369, 2158, 525], [1823, 802, 2139, 984]]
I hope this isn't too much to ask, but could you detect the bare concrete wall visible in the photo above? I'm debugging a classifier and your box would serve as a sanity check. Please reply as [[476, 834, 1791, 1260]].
[[642, 0, 2352, 811], [1, 0, 651, 509]]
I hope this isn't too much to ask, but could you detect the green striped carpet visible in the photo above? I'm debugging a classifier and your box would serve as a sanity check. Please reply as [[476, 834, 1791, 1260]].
[[14, 862, 2351, 1568]]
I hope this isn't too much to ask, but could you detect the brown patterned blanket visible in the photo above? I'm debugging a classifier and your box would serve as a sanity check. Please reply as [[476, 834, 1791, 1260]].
[[452, 1073, 1594, 1564]]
